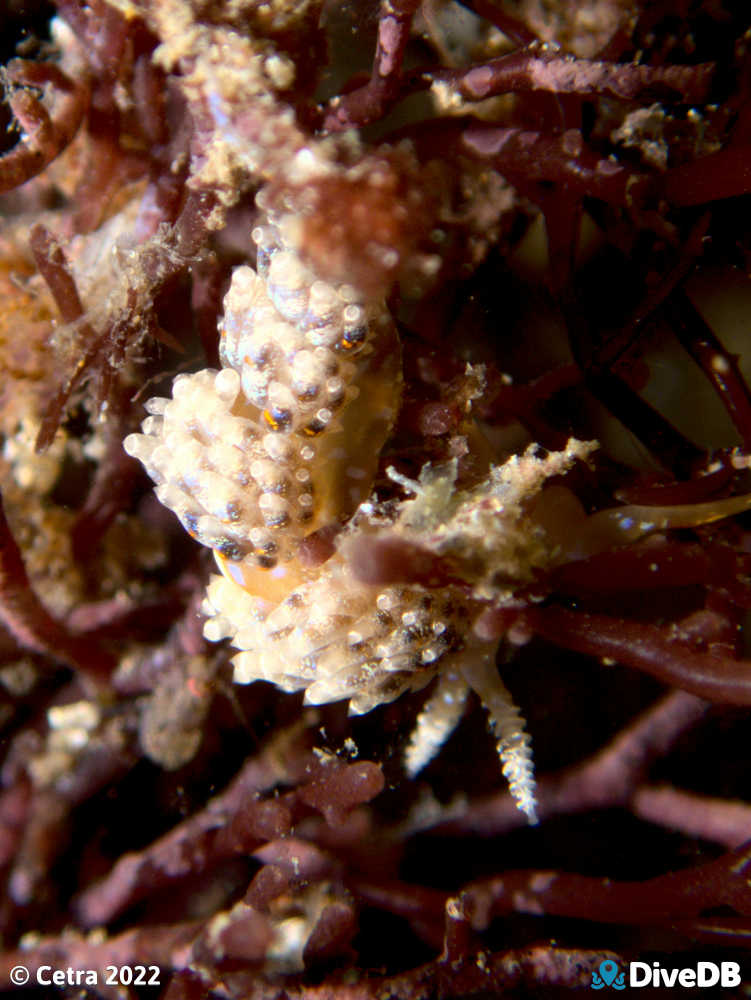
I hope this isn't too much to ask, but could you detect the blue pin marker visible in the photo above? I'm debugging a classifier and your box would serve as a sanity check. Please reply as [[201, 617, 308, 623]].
[[598, 961, 618, 986]]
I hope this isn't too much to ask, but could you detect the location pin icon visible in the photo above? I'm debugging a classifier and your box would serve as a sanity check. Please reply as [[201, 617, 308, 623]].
[[598, 960, 618, 986]]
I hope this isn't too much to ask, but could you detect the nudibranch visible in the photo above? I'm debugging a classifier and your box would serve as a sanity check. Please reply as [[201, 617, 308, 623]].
[[124, 213, 599, 823], [124, 210, 751, 822]]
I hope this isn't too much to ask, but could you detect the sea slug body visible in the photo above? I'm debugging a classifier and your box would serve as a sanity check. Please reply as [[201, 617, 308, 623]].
[[125, 210, 599, 823]]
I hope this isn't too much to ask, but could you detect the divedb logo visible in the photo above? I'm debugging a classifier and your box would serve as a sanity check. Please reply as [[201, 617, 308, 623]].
[[590, 959, 742, 989]]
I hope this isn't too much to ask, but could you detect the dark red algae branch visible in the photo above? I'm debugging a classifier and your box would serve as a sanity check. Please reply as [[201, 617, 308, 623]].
[[70, 421, 140, 566], [455, 838, 751, 929], [453, 0, 538, 47], [668, 289, 751, 450], [321, 0, 423, 131], [522, 606, 751, 704], [73, 740, 300, 926], [74, 728, 380, 927], [615, 463, 734, 505], [414, 49, 715, 104], [30, 227, 103, 453], [0, 491, 115, 683], [29, 224, 85, 323], [550, 541, 751, 599], [351, 842, 751, 948], [462, 125, 651, 207], [664, 146, 751, 206], [632, 786, 751, 850], [0, 60, 88, 194], [53, 0, 134, 98], [7, 717, 140, 908]]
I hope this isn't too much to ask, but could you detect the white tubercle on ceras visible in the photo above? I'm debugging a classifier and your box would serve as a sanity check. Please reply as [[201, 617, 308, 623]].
[[125, 211, 596, 822]]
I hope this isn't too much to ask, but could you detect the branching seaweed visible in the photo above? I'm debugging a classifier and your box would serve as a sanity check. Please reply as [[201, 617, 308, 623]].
[[0, 1, 751, 997]]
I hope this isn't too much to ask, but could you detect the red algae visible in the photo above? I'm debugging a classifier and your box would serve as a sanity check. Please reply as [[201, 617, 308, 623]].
[[0, 1, 751, 995]]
